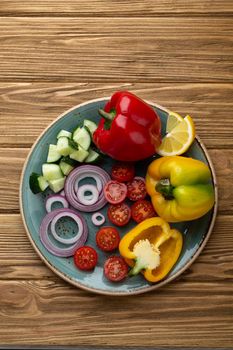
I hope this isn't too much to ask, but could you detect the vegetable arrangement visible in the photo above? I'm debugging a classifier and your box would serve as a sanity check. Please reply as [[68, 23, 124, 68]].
[[29, 91, 215, 285], [119, 217, 183, 282], [146, 156, 215, 222], [93, 91, 161, 161], [29, 118, 100, 194]]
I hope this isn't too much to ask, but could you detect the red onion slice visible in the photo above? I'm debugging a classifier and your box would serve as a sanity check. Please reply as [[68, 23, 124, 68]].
[[77, 184, 99, 205], [39, 208, 88, 257], [45, 194, 69, 213], [74, 173, 103, 194], [91, 212, 105, 226], [50, 211, 84, 245], [65, 165, 111, 212]]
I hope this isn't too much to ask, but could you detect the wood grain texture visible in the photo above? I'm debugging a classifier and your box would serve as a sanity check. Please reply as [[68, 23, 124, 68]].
[[0, 215, 232, 347], [1, 83, 233, 148], [0, 147, 232, 213], [0, 0, 232, 347], [0, 281, 232, 347], [0, 0, 233, 16], [0, 17, 232, 82]]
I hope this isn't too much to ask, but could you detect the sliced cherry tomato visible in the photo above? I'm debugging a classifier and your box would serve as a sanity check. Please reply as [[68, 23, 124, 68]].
[[127, 176, 147, 201], [104, 256, 128, 282], [74, 246, 98, 271], [107, 202, 131, 227], [104, 180, 127, 204], [96, 226, 120, 252], [111, 162, 135, 182], [131, 199, 156, 223]]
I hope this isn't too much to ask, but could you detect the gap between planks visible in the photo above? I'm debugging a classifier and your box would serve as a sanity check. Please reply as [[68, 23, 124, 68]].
[[1, 13, 233, 18]]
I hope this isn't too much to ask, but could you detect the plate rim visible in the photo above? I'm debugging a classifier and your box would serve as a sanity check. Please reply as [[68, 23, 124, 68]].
[[19, 97, 218, 296]]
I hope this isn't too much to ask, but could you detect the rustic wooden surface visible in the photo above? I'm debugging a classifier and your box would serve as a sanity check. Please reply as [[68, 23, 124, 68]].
[[0, 1, 233, 348]]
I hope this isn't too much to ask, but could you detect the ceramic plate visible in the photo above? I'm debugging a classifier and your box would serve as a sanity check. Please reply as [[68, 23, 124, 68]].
[[20, 98, 218, 295]]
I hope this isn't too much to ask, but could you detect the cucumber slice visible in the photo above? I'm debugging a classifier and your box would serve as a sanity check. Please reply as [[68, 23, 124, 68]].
[[70, 146, 89, 162], [60, 156, 77, 167], [29, 173, 49, 194], [47, 144, 61, 163], [68, 139, 79, 150], [57, 129, 72, 139], [59, 159, 75, 176], [56, 137, 73, 156], [48, 177, 66, 193], [42, 163, 63, 181], [84, 148, 101, 163], [72, 126, 91, 150], [83, 119, 97, 135]]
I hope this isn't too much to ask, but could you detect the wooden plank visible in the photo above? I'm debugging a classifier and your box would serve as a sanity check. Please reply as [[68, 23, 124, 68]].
[[0, 214, 232, 346], [0, 148, 29, 212], [0, 83, 233, 148], [0, 147, 232, 213], [0, 214, 232, 281], [0, 18, 232, 82], [0, 0, 232, 16], [0, 278, 232, 347]]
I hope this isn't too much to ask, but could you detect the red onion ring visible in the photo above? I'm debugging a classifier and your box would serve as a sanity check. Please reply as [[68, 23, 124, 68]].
[[74, 173, 103, 194], [77, 184, 99, 205], [91, 212, 105, 226], [64, 165, 111, 212], [45, 194, 69, 212], [39, 208, 88, 257], [59, 190, 65, 197], [50, 211, 84, 245]]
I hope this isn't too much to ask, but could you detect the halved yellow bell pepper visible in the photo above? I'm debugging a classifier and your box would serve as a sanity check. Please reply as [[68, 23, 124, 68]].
[[146, 156, 215, 223], [119, 217, 183, 283]]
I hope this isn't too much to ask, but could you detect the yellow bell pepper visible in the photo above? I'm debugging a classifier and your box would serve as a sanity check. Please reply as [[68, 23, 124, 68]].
[[146, 156, 215, 223], [119, 217, 183, 283]]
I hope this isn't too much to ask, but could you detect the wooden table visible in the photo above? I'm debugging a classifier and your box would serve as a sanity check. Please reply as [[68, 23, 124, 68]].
[[0, 1, 233, 348]]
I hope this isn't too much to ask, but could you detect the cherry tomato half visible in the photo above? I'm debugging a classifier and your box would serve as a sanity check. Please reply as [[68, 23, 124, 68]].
[[104, 256, 128, 282], [127, 176, 147, 201], [107, 202, 131, 227], [131, 199, 156, 223], [74, 246, 98, 271], [104, 180, 127, 204], [111, 162, 135, 182], [96, 226, 120, 252]]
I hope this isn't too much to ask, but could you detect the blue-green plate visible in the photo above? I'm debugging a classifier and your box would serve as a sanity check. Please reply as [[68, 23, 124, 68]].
[[20, 98, 218, 295]]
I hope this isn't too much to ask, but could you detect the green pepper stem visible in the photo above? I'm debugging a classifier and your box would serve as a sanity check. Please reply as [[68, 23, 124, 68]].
[[156, 178, 174, 200], [98, 109, 116, 121]]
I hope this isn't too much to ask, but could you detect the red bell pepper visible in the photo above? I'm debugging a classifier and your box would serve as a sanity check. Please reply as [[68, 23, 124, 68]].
[[93, 91, 161, 161]]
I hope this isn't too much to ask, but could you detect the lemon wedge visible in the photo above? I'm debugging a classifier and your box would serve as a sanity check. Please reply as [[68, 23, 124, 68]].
[[166, 111, 184, 133], [157, 114, 195, 156]]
